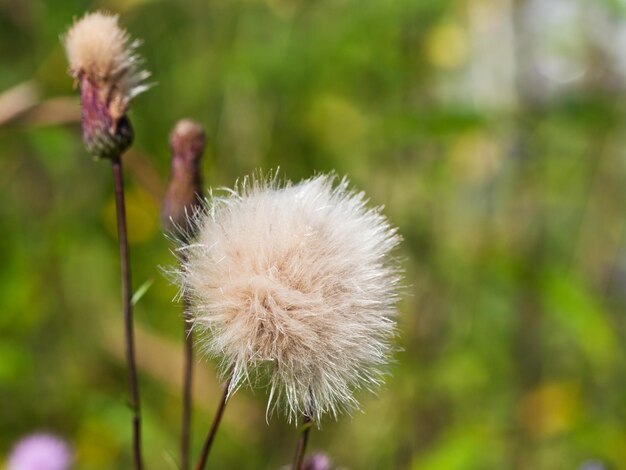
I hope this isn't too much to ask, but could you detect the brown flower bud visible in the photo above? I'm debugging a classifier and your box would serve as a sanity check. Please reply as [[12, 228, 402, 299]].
[[161, 119, 206, 236]]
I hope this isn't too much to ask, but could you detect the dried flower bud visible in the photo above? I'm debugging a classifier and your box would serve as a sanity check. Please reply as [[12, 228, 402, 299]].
[[7, 433, 72, 470], [63, 11, 150, 158], [161, 119, 206, 236], [177, 174, 402, 424]]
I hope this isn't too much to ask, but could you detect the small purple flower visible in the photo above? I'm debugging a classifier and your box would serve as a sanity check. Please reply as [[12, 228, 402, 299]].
[[578, 461, 606, 470], [7, 433, 72, 470], [304, 452, 332, 470]]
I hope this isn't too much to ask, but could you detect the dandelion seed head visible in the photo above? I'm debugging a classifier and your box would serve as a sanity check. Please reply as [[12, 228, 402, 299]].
[[178, 173, 402, 424]]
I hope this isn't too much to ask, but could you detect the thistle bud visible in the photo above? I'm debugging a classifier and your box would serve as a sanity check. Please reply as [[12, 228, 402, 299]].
[[63, 11, 150, 159], [161, 119, 206, 236]]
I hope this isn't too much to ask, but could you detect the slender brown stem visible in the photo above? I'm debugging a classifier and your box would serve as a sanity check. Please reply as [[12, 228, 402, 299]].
[[293, 415, 312, 470], [111, 156, 143, 470], [194, 372, 233, 470], [181, 299, 194, 470]]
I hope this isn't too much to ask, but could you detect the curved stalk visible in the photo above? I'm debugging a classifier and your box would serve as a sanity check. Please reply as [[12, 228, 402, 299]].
[[194, 372, 233, 470]]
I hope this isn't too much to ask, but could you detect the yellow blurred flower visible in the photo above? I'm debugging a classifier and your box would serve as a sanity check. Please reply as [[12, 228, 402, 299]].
[[425, 22, 468, 70], [103, 187, 158, 244], [517, 381, 581, 439], [450, 131, 501, 184]]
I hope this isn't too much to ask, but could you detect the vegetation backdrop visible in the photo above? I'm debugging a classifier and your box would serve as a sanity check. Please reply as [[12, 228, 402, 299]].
[[1, 0, 626, 468]]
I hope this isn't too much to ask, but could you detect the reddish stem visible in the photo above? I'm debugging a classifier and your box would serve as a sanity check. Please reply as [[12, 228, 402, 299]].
[[293, 415, 312, 470], [111, 156, 143, 470], [194, 373, 233, 470], [181, 300, 194, 470]]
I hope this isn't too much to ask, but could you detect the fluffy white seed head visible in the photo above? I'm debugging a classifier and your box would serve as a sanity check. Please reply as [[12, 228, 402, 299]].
[[177, 173, 402, 424], [63, 11, 150, 118]]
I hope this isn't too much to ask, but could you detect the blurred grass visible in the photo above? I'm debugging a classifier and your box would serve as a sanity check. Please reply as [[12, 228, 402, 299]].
[[2, 0, 626, 468]]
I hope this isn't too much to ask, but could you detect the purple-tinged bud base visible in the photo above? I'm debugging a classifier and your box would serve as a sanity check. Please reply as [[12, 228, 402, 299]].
[[80, 76, 133, 159]]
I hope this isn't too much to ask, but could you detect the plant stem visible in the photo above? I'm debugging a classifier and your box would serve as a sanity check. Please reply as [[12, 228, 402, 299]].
[[111, 155, 143, 470], [181, 299, 194, 470], [293, 415, 312, 470], [194, 371, 233, 470]]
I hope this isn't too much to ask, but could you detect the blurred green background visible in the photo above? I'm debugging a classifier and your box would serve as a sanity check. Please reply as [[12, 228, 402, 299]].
[[2, 0, 626, 468]]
